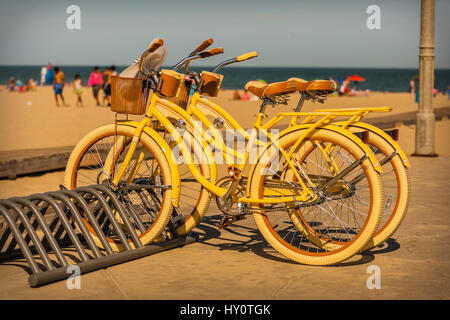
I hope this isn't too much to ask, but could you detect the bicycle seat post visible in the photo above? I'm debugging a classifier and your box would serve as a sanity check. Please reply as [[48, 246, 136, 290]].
[[259, 98, 270, 114], [294, 92, 307, 112]]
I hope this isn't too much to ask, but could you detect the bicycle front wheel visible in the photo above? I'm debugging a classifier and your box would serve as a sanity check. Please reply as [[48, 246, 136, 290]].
[[159, 127, 212, 236], [64, 124, 174, 251], [249, 127, 384, 265]]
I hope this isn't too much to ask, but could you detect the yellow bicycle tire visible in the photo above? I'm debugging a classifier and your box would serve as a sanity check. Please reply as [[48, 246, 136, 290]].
[[249, 127, 384, 265], [64, 124, 174, 251]]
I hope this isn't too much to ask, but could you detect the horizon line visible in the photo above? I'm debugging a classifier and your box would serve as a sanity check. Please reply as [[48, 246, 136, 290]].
[[2, 64, 449, 70]]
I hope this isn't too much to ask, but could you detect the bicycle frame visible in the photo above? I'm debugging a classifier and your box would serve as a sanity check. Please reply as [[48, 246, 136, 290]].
[[187, 91, 410, 168], [110, 89, 384, 206]]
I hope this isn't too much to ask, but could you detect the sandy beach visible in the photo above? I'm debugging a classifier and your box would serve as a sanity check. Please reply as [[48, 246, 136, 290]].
[[0, 85, 449, 152]]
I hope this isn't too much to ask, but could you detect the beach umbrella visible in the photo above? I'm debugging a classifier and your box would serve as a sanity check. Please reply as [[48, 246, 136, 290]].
[[347, 74, 366, 82]]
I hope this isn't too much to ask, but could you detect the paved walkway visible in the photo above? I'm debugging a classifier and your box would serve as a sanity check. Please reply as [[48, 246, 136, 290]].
[[0, 155, 449, 299]]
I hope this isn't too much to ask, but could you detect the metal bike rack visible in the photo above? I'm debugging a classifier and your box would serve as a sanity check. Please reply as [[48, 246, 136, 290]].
[[0, 184, 197, 287]]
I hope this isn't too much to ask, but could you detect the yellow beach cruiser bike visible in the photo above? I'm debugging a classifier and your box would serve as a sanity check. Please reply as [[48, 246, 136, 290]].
[[65, 41, 385, 265], [144, 39, 408, 253], [168, 38, 409, 253]]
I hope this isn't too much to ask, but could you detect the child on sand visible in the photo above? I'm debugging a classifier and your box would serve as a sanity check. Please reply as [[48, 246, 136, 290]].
[[72, 74, 84, 107]]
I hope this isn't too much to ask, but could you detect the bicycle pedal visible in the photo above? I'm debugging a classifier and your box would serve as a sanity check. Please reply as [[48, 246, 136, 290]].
[[217, 215, 247, 229]]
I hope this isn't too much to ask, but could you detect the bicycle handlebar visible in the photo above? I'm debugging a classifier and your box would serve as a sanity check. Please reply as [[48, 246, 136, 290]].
[[210, 51, 258, 73], [198, 47, 224, 58], [139, 38, 165, 75], [189, 38, 214, 57], [147, 38, 164, 53], [236, 51, 258, 62]]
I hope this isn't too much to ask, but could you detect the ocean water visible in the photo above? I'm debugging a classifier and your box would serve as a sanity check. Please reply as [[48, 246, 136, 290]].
[[1, 65, 450, 93]]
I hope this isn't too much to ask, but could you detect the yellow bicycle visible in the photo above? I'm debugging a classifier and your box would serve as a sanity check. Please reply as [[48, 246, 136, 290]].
[[166, 38, 409, 252], [65, 39, 384, 265]]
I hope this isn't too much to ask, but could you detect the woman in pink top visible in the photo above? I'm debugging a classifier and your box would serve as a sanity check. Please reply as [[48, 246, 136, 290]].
[[88, 66, 103, 106]]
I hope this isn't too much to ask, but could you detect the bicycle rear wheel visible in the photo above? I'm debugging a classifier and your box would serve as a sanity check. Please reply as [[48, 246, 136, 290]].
[[249, 127, 383, 265], [346, 125, 409, 251]]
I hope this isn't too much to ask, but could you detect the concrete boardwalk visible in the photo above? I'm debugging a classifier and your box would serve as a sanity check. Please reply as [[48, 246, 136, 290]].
[[0, 155, 449, 300]]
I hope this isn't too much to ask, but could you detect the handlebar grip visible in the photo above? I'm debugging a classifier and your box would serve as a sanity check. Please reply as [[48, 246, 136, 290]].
[[147, 38, 164, 53], [140, 38, 164, 74], [236, 51, 258, 62], [195, 38, 214, 54], [199, 47, 224, 58]]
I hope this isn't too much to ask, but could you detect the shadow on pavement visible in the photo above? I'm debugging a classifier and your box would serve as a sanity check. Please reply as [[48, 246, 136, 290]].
[[194, 214, 399, 267]]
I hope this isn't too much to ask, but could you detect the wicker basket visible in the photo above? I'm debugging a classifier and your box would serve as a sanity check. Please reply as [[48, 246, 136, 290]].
[[111, 76, 150, 115], [159, 69, 184, 98], [160, 69, 192, 109], [167, 79, 192, 109], [200, 71, 223, 97]]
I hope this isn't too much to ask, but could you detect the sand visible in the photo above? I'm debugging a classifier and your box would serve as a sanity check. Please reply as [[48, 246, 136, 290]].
[[0, 85, 449, 152]]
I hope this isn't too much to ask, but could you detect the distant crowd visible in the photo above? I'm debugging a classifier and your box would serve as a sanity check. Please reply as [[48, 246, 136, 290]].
[[6, 67, 450, 106], [8, 77, 37, 93], [7, 63, 118, 107]]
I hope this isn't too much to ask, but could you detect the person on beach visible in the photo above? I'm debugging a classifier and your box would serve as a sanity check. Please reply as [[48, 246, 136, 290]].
[[241, 90, 249, 101], [233, 90, 241, 100], [53, 67, 68, 106], [28, 78, 37, 91], [40, 66, 47, 86], [102, 66, 112, 106], [17, 80, 24, 93], [409, 78, 415, 94], [72, 74, 84, 107], [339, 77, 350, 96], [8, 77, 16, 91], [88, 66, 103, 106], [45, 63, 54, 85], [328, 76, 337, 94], [111, 65, 118, 77]]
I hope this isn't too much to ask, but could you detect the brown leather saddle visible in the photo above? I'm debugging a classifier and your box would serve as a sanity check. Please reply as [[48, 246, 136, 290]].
[[245, 78, 336, 100]]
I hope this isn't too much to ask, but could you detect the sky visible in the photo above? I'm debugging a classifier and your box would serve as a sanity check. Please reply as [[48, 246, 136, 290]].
[[0, 0, 449, 68]]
